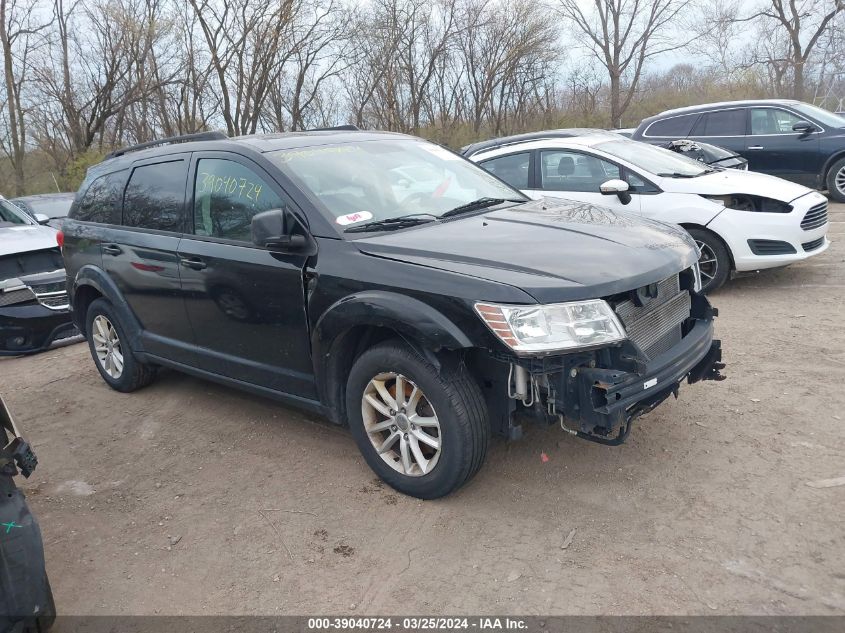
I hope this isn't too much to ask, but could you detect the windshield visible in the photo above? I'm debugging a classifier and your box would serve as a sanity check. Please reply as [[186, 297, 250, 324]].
[[19, 197, 73, 218], [595, 139, 711, 177], [792, 102, 845, 128], [0, 200, 33, 226], [267, 139, 525, 229]]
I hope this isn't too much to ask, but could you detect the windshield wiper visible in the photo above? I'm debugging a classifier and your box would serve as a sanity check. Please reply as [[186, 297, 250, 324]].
[[343, 213, 437, 233], [656, 172, 700, 178], [440, 197, 522, 218]]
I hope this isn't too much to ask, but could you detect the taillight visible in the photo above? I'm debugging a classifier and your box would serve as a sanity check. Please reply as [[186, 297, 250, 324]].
[[56, 230, 64, 248]]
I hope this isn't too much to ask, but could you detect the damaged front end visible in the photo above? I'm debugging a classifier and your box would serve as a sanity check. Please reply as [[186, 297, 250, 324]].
[[481, 268, 724, 445]]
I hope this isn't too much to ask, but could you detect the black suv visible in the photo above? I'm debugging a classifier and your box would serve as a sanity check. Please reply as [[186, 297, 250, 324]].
[[632, 99, 845, 201], [61, 130, 724, 498]]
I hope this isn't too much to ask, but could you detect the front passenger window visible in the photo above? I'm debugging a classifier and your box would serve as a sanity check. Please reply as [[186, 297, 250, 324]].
[[193, 159, 284, 242], [750, 108, 803, 135], [540, 150, 620, 192]]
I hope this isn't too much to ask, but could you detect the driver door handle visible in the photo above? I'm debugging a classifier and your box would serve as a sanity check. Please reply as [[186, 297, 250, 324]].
[[747, 145, 764, 150], [179, 257, 207, 271], [102, 244, 122, 256]]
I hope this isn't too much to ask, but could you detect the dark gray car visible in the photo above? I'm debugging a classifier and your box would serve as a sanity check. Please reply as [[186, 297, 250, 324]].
[[11, 193, 75, 230], [632, 99, 845, 201]]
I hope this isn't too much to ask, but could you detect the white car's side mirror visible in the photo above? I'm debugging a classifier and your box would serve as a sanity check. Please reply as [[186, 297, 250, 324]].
[[600, 179, 632, 205], [33, 213, 50, 225], [600, 179, 629, 194]]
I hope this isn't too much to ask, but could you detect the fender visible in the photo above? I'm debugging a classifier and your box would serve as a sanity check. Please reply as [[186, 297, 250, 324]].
[[71, 265, 145, 351], [311, 290, 476, 423], [821, 149, 845, 183]]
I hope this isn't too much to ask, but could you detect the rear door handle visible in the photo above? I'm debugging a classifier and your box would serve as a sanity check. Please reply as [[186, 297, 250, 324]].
[[179, 257, 207, 271], [102, 244, 122, 256], [747, 145, 764, 150]]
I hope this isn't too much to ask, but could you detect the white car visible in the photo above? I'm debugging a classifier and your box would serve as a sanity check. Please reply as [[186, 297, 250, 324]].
[[466, 132, 830, 292]]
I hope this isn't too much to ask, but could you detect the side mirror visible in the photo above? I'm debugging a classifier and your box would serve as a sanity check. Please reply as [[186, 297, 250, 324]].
[[792, 120, 815, 134], [33, 213, 50, 225], [600, 179, 632, 205], [251, 208, 307, 251]]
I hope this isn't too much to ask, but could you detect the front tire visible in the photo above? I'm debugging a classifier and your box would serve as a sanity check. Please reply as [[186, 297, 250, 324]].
[[345, 340, 489, 499], [85, 298, 156, 392], [687, 227, 730, 293], [826, 157, 845, 203]]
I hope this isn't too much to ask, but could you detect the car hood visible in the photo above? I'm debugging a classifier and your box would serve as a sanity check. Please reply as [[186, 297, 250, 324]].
[[0, 224, 58, 258], [660, 168, 813, 203], [353, 198, 699, 303]]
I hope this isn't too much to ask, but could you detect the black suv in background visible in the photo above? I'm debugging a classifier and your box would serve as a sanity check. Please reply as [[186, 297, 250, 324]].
[[632, 99, 845, 201], [61, 130, 724, 498]]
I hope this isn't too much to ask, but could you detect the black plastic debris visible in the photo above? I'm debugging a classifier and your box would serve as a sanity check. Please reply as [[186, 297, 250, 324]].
[[1, 395, 55, 633]]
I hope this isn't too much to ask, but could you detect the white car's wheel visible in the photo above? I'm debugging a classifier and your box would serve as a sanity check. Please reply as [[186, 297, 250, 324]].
[[687, 228, 731, 293]]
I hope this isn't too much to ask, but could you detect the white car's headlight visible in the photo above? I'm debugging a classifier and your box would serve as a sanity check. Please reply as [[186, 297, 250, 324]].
[[475, 299, 627, 354]]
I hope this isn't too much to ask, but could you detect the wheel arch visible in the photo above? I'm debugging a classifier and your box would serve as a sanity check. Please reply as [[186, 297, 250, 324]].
[[71, 265, 143, 349], [822, 150, 845, 179], [311, 291, 476, 425], [679, 222, 736, 271], [822, 151, 845, 190]]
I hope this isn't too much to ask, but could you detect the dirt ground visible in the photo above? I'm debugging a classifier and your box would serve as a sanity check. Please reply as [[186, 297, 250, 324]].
[[2, 203, 844, 616]]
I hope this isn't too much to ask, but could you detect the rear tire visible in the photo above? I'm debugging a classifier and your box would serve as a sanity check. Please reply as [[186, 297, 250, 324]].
[[826, 157, 845, 203], [345, 340, 489, 499], [687, 227, 730, 293], [85, 298, 156, 392]]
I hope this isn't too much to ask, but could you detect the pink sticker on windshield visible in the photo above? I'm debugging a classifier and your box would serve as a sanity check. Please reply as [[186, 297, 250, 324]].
[[336, 211, 373, 226]]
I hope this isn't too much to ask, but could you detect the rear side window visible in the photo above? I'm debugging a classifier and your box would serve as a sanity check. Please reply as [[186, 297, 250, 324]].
[[123, 160, 188, 232], [193, 158, 284, 242], [479, 152, 530, 189], [691, 109, 746, 136], [644, 113, 700, 137], [73, 171, 126, 224]]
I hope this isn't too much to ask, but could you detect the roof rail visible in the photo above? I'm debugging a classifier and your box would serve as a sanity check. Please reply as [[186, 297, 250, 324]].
[[105, 131, 228, 160], [306, 124, 360, 132], [460, 128, 610, 157]]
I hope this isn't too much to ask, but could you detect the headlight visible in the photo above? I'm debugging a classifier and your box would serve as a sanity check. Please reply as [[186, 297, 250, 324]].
[[699, 194, 792, 213], [475, 299, 627, 354]]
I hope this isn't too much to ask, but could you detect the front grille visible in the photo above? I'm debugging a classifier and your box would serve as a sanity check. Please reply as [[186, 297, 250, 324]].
[[34, 291, 69, 311], [802, 237, 825, 252], [0, 286, 36, 307], [748, 239, 796, 255], [801, 201, 828, 231], [613, 275, 691, 360]]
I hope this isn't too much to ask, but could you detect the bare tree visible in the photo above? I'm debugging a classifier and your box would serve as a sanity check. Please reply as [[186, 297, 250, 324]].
[[34, 0, 173, 159], [738, 0, 844, 100], [0, 0, 49, 194], [558, 0, 692, 128], [265, 0, 354, 131], [188, 0, 301, 136], [457, 0, 559, 134]]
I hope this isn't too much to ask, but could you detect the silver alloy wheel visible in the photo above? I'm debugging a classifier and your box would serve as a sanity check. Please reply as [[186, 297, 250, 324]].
[[836, 165, 845, 197], [361, 372, 441, 477], [695, 239, 718, 286], [92, 315, 124, 379]]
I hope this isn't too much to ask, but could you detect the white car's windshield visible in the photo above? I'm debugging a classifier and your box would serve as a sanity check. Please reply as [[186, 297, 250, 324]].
[[0, 200, 33, 226], [267, 139, 525, 230], [596, 139, 712, 178], [792, 103, 845, 128]]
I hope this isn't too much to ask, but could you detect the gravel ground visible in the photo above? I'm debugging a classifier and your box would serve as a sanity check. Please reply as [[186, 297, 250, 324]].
[[1, 202, 844, 616]]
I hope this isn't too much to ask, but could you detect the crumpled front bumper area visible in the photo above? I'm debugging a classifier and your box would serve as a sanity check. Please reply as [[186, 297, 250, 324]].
[[529, 294, 724, 444], [0, 272, 77, 356]]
